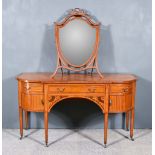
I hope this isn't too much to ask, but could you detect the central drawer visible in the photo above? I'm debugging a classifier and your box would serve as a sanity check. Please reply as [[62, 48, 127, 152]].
[[47, 84, 105, 94]]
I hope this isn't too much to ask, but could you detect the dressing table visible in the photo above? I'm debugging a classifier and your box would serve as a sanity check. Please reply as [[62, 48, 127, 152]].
[[16, 8, 137, 147]]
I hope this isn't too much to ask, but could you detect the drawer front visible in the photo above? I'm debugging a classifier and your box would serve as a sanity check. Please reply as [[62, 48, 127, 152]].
[[22, 82, 43, 94], [47, 84, 105, 94], [21, 94, 44, 111], [110, 84, 132, 95]]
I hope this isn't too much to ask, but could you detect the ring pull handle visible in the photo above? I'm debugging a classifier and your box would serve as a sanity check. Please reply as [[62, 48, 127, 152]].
[[88, 88, 96, 93], [57, 88, 65, 93], [109, 99, 112, 105], [41, 99, 44, 105]]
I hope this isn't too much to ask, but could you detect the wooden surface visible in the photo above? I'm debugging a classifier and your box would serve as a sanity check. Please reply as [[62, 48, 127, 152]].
[[16, 72, 137, 83], [17, 73, 137, 146]]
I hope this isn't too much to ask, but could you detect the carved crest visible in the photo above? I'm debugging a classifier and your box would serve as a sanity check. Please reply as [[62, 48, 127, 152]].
[[56, 8, 100, 26]]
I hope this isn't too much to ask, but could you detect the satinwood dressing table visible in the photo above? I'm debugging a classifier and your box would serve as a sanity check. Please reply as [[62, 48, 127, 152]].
[[16, 8, 137, 147], [17, 73, 137, 147]]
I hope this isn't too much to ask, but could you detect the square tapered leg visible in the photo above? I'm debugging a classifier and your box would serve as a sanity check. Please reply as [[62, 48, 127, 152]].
[[130, 109, 135, 141], [104, 113, 108, 147], [19, 107, 23, 139], [44, 112, 48, 146]]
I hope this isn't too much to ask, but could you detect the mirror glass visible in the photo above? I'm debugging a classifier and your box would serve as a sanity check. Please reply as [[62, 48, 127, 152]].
[[59, 19, 96, 66]]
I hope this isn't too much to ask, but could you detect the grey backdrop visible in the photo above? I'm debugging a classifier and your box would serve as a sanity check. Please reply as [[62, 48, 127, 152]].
[[2, 0, 152, 129]]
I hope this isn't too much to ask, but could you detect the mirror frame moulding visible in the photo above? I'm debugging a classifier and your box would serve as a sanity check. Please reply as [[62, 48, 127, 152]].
[[51, 8, 103, 78]]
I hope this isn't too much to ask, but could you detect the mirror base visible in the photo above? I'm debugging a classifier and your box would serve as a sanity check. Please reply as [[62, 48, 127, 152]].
[[50, 58, 104, 78]]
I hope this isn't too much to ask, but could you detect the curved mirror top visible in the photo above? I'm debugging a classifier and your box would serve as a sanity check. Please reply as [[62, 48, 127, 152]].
[[59, 19, 96, 66]]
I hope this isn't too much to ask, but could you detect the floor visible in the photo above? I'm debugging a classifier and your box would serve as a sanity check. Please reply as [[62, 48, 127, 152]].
[[3, 129, 151, 155]]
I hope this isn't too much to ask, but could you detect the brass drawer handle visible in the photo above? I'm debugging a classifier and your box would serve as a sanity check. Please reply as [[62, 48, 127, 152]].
[[57, 88, 65, 93], [123, 88, 129, 92], [88, 88, 96, 93]]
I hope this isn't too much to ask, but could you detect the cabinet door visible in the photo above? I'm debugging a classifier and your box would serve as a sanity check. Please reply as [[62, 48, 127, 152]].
[[109, 84, 132, 112], [21, 94, 44, 112]]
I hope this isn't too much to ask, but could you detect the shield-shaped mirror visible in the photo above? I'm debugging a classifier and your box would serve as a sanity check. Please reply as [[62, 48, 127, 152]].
[[51, 8, 103, 78]]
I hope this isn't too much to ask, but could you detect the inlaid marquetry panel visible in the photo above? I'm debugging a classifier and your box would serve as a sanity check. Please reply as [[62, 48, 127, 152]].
[[47, 95, 104, 112]]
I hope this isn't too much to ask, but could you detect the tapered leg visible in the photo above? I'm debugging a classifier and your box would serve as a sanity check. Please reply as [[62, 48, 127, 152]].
[[19, 107, 23, 139], [104, 113, 108, 147], [44, 112, 48, 146], [126, 111, 129, 131], [130, 109, 135, 141], [25, 111, 29, 129]]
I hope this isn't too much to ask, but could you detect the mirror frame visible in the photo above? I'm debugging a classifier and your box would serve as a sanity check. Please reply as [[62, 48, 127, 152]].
[[51, 8, 103, 78]]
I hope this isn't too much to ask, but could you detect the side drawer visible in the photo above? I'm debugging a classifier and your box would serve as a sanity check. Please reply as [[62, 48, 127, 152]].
[[21, 82, 43, 94], [110, 84, 132, 95]]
